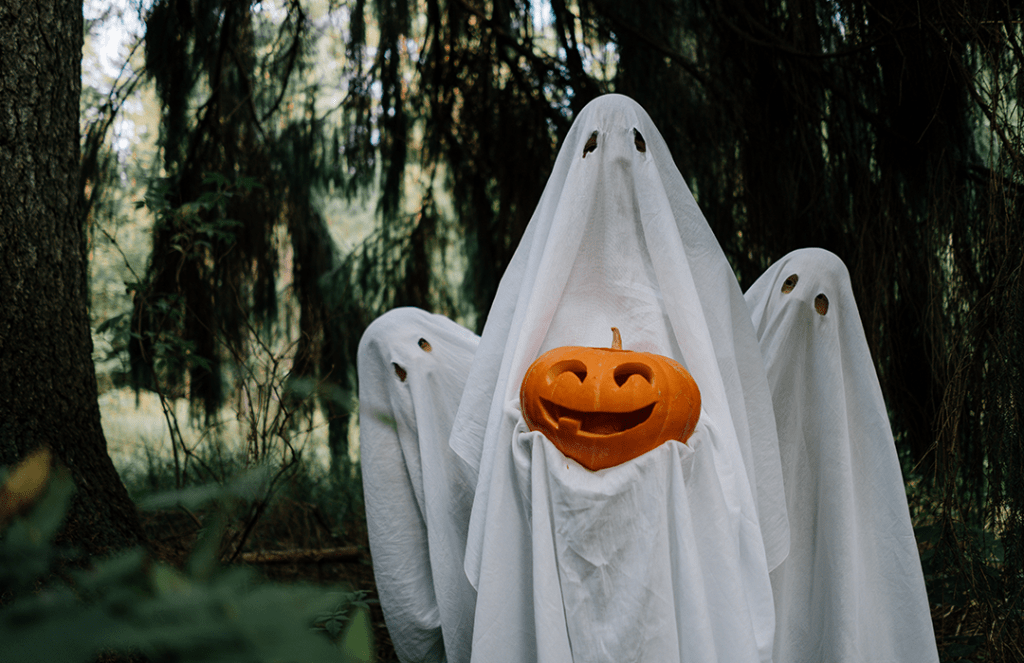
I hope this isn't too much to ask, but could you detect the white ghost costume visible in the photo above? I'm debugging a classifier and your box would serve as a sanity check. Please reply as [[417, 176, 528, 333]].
[[744, 248, 939, 663], [357, 307, 480, 663], [445, 94, 789, 663]]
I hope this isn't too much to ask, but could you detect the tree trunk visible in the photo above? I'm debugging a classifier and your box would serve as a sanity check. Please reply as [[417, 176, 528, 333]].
[[0, 0, 144, 554]]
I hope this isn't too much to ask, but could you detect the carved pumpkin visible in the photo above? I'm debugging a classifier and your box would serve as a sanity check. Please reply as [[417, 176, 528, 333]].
[[520, 328, 701, 471]]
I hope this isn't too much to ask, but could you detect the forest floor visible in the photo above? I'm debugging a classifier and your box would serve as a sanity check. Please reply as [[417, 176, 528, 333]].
[[141, 497, 397, 662]]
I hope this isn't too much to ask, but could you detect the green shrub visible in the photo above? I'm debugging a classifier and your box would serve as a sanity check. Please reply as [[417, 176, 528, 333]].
[[0, 454, 373, 663]]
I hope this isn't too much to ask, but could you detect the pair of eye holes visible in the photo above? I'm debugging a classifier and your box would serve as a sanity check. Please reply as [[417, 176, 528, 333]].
[[548, 359, 654, 387], [392, 337, 434, 381], [781, 274, 829, 316], [582, 129, 646, 158]]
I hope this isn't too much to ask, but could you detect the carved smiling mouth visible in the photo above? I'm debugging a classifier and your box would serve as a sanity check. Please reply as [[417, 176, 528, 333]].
[[540, 398, 655, 436]]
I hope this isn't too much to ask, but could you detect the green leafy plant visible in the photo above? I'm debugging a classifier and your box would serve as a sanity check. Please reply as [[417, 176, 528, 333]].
[[0, 451, 373, 663]]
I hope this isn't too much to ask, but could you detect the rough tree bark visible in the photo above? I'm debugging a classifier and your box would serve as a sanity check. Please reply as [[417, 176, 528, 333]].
[[0, 0, 144, 553]]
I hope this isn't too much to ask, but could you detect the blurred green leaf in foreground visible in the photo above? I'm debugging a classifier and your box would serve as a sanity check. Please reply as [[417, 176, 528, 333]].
[[0, 450, 373, 663]]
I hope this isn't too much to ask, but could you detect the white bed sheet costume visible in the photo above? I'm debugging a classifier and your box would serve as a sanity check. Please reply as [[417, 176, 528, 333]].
[[357, 95, 936, 663], [358, 308, 480, 662], [744, 248, 939, 663]]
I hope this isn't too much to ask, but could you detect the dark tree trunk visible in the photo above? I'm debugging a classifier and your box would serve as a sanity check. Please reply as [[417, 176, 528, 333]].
[[0, 0, 144, 554]]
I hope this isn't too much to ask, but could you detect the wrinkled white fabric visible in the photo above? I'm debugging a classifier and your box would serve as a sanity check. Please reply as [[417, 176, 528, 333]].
[[447, 94, 788, 662], [501, 414, 773, 663], [744, 248, 939, 663], [357, 307, 480, 663]]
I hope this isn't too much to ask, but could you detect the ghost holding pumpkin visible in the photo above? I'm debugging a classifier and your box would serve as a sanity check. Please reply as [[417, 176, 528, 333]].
[[447, 93, 790, 663], [358, 94, 791, 663]]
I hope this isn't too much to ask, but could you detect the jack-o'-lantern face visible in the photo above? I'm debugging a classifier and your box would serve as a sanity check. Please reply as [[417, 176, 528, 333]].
[[520, 328, 701, 471]]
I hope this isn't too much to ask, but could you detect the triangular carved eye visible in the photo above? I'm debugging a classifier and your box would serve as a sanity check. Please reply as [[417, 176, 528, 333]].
[[634, 129, 646, 153], [583, 131, 598, 158]]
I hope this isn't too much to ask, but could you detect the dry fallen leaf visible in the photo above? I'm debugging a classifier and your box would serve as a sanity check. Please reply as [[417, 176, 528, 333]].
[[0, 445, 53, 526]]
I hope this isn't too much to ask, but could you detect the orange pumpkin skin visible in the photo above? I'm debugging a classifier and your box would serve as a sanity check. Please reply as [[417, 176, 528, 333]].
[[520, 328, 701, 471]]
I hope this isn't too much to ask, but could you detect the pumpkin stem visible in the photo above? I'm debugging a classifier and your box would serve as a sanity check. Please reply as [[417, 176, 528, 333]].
[[611, 327, 622, 350]]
